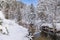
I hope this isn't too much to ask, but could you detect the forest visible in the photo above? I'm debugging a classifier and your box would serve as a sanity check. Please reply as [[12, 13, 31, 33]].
[[0, 0, 60, 40]]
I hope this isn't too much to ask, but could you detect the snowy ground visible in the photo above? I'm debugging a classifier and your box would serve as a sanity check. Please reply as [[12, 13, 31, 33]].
[[0, 11, 29, 40]]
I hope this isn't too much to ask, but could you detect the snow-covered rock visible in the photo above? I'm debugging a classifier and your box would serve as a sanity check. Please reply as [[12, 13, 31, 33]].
[[41, 23, 53, 28]]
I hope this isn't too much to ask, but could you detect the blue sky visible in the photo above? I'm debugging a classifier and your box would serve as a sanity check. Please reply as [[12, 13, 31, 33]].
[[17, 0, 38, 6]]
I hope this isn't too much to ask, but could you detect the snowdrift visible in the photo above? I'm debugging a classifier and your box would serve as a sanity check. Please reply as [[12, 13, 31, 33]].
[[0, 11, 29, 40]]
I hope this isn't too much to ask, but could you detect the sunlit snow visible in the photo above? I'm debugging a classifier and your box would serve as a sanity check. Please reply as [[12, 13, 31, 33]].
[[0, 11, 29, 40]]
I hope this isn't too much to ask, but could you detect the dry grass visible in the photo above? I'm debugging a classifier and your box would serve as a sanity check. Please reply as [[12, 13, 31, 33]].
[[33, 32, 52, 40], [34, 36, 52, 40]]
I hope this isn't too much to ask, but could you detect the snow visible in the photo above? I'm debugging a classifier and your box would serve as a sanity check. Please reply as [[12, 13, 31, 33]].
[[41, 23, 53, 28], [0, 11, 29, 40], [41, 23, 60, 31], [0, 11, 5, 19], [56, 23, 60, 31]]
